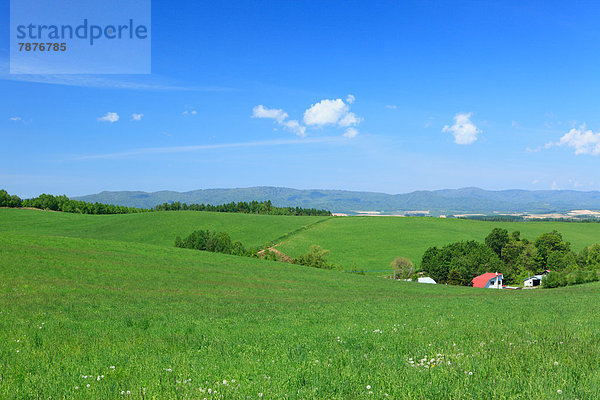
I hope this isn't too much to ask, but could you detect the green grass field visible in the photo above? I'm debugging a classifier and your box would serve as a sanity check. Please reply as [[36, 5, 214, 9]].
[[5, 208, 600, 273], [0, 208, 327, 249], [276, 216, 600, 270], [1, 227, 600, 399]]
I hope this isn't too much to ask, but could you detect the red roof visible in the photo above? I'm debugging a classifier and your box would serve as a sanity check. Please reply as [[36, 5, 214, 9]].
[[472, 272, 502, 288]]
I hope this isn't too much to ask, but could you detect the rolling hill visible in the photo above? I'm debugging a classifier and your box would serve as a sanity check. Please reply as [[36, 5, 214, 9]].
[[3, 208, 600, 271], [1, 208, 600, 398], [74, 186, 600, 214]]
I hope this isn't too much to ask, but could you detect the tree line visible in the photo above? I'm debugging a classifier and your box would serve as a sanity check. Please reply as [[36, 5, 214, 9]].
[[0, 189, 331, 216], [420, 228, 600, 287], [154, 200, 331, 216]]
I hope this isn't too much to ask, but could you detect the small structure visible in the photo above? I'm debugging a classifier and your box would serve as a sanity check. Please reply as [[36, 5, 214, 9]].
[[524, 270, 551, 287], [417, 277, 436, 284], [472, 272, 503, 289]]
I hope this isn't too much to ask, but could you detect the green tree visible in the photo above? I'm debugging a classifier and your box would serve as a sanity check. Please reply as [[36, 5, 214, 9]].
[[534, 231, 570, 267], [485, 228, 510, 257]]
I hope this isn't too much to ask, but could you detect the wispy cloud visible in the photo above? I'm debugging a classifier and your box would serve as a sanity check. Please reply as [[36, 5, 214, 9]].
[[131, 113, 144, 121], [182, 110, 197, 116], [9, 116, 22, 121], [75, 137, 343, 160], [0, 60, 230, 91], [252, 105, 305, 137], [442, 112, 481, 145], [385, 105, 397, 110], [343, 128, 358, 138], [98, 112, 119, 123]]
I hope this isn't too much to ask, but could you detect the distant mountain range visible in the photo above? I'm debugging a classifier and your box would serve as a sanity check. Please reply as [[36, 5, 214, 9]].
[[73, 187, 600, 215]]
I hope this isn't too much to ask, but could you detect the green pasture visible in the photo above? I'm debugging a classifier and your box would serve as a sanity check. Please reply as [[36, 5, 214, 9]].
[[276, 216, 600, 270], [0, 232, 599, 399]]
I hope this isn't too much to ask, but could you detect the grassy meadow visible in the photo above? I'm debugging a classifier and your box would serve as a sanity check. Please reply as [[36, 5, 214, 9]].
[[276, 216, 600, 270], [2, 209, 600, 398], [0, 208, 327, 249]]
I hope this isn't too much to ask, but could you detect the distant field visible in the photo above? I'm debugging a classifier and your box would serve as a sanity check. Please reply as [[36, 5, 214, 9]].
[[0, 208, 327, 249], [1, 232, 600, 398], [4, 209, 600, 272], [276, 216, 600, 270]]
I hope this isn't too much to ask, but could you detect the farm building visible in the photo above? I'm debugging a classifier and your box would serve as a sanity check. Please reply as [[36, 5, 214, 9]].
[[524, 270, 551, 287], [417, 277, 436, 284], [472, 272, 503, 289]]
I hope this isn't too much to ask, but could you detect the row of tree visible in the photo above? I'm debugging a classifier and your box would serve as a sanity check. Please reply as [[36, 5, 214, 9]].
[[155, 200, 331, 216], [0, 189, 331, 216], [420, 227, 600, 286]]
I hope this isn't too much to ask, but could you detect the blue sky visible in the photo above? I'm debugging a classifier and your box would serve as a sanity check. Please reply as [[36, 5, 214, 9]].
[[2, 0, 600, 197]]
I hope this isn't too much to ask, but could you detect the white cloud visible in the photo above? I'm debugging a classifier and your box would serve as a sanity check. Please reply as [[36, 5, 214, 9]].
[[338, 112, 362, 127], [253, 95, 362, 138], [98, 112, 119, 123], [282, 119, 306, 137], [9, 116, 22, 121], [252, 105, 288, 123], [131, 113, 143, 121], [182, 110, 197, 116], [343, 128, 358, 139], [552, 181, 559, 190], [532, 179, 539, 184], [551, 125, 600, 155], [303, 95, 363, 130], [252, 105, 305, 137], [304, 99, 348, 126], [385, 105, 397, 110], [442, 112, 481, 145]]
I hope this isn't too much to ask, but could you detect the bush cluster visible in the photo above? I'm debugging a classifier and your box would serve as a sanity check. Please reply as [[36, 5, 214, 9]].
[[291, 245, 338, 270], [175, 230, 250, 256], [542, 270, 600, 288]]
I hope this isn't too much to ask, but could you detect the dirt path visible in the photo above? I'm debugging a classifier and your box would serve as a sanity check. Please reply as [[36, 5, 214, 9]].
[[256, 246, 293, 263]]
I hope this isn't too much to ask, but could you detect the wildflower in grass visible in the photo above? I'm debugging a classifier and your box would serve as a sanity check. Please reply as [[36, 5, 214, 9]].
[[366, 385, 371, 390], [86, 384, 90, 388], [554, 361, 559, 365], [259, 393, 263, 397], [110, 366, 115, 370], [75, 387, 79, 390], [558, 390, 563, 394], [223, 380, 227, 385], [165, 368, 172, 372], [469, 372, 473, 376]]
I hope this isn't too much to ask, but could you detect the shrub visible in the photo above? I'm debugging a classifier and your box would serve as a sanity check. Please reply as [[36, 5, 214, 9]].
[[292, 245, 336, 270]]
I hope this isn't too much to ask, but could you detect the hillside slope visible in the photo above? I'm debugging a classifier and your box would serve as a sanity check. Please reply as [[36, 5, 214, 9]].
[[0, 208, 327, 248], [276, 216, 600, 269], [1, 232, 599, 398]]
